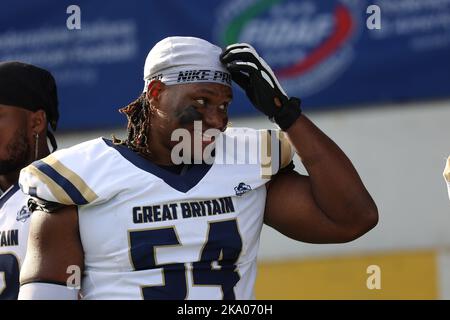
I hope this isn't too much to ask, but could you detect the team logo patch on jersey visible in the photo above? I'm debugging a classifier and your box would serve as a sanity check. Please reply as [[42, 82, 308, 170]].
[[16, 205, 31, 222], [234, 182, 252, 196]]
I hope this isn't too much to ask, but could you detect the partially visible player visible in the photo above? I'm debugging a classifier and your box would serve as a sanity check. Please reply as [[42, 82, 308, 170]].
[[0, 61, 59, 299], [444, 156, 450, 200]]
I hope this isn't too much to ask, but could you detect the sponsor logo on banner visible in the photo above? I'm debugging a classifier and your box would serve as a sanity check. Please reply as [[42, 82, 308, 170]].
[[214, 0, 363, 97]]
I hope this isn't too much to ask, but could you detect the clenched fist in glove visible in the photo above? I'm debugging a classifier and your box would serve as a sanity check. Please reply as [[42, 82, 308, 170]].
[[220, 43, 302, 131]]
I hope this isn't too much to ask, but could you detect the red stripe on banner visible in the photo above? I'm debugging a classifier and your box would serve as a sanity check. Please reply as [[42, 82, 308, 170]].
[[275, 5, 354, 79]]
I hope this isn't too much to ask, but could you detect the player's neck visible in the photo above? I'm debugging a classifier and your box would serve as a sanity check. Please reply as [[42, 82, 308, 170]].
[[137, 135, 174, 165], [137, 148, 173, 166], [37, 143, 51, 161]]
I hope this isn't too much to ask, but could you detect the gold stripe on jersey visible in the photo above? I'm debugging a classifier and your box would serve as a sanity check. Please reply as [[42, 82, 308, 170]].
[[41, 155, 98, 203], [279, 131, 294, 169], [260, 130, 273, 179], [23, 165, 74, 205], [260, 130, 294, 179], [444, 156, 450, 182]]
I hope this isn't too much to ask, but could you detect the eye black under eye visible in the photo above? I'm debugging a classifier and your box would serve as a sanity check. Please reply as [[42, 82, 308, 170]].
[[177, 106, 203, 125]]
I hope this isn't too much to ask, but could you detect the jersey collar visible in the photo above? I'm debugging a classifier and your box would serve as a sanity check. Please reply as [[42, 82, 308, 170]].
[[102, 139, 213, 193], [0, 183, 20, 210]]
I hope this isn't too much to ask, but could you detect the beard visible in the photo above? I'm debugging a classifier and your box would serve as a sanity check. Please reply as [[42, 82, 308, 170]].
[[0, 128, 32, 175]]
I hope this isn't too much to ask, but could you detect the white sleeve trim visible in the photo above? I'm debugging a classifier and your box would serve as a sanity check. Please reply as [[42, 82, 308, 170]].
[[18, 282, 79, 300]]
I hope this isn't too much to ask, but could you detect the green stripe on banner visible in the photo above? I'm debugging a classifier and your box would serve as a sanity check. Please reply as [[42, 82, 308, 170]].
[[222, 0, 283, 45]]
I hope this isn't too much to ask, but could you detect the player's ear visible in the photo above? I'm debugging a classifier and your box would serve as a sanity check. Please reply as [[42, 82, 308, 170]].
[[29, 109, 47, 136], [146, 80, 166, 103]]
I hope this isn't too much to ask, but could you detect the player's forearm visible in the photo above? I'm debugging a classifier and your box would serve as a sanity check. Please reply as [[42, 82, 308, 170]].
[[285, 115, 378, 229]]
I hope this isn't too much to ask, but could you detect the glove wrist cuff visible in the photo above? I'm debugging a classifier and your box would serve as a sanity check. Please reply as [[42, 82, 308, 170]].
[[273, 97, 302, 131]]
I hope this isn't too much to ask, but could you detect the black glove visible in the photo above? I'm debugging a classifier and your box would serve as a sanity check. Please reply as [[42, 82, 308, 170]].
[[220, 43, 301, 130]]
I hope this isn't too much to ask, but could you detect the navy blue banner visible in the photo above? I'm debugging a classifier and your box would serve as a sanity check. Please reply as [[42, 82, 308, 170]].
[[1, 0, 449, 130]]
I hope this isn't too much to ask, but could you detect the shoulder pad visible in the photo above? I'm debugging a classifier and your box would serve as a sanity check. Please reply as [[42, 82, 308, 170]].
[[19, 138, 108, 206]]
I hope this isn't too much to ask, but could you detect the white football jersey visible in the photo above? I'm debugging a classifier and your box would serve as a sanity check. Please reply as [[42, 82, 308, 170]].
[[19, 127, 294, 300], [0, 184, 31, 300]]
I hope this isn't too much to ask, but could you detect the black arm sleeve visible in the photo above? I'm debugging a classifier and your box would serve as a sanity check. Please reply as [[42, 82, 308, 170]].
[[278, 161, 295, 174], [27, 197, 68, 213]]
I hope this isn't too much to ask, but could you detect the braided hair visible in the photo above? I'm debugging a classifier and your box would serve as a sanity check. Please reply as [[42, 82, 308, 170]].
[[113, 93, 154, 156]]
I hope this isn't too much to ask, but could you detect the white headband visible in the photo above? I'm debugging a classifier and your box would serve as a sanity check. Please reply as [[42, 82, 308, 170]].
[[143, 36, 231, 92]]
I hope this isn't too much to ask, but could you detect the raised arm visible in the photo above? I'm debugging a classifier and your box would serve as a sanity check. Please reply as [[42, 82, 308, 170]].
[[220, 43, 378, 243], [264, 115, 378, 243]]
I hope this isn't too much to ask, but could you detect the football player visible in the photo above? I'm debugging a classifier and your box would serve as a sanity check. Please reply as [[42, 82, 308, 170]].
[[0, 61, 59, 299], [18, 37, 378, 299]]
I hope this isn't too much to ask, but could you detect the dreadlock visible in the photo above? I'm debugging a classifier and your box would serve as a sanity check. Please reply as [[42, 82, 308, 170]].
[[113, 93, 154, 156]]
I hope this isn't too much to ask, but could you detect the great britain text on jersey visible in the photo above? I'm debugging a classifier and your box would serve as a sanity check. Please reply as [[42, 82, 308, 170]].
[[132, 197, 235, 224], [0, 229, 19, 247]]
